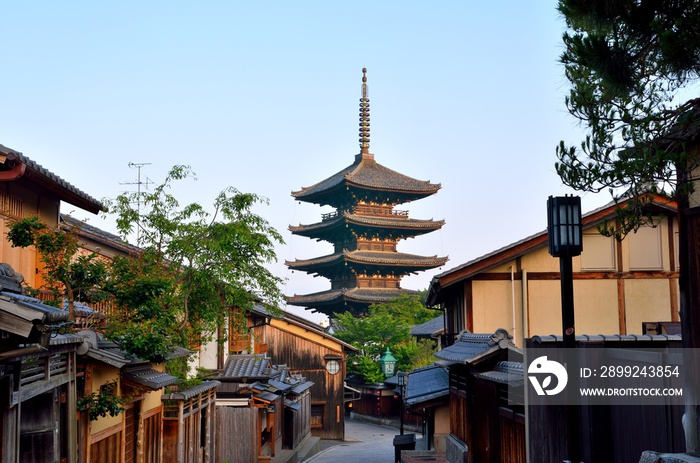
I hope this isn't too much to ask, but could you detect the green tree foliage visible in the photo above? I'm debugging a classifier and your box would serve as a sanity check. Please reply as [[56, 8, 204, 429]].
[[7, 216, 108, 320], [334, 293, 438, 381], [106, 165, 285, 362], [556, 0, 700, 235], [556, 1, 700, 450]]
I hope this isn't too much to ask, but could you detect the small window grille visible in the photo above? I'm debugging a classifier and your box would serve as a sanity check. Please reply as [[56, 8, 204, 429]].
[[0, 191, 23, 218]]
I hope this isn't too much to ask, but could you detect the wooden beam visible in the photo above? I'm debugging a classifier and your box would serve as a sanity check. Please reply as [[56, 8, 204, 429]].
[[465, 281, 473, 333], [617, 279, 627, 335]]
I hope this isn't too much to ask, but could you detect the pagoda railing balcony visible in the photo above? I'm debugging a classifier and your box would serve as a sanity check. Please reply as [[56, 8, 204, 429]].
[[322, 207, 409, 221]]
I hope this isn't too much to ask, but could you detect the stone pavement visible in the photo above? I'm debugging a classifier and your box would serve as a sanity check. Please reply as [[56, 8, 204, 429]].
[[302, 418, 425, 463]]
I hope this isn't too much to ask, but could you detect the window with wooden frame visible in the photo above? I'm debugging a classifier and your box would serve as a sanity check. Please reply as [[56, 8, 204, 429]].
[[0, 191, 22, 219]]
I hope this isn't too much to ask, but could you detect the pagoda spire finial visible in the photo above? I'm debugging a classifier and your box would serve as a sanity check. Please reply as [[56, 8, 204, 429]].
[[359, 68, 370, 154]]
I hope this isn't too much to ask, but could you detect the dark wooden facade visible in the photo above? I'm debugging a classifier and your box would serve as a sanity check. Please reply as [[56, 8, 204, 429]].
[[526, 336, 685, 462], [350, 387, 400, 419], [447, 365, 525, 463], [163, 382, 218, 463], [215, 406, 258, 463], [284, 391, 311, 449], [1, 340, 80, 463], [258, 325, 346, 439], [235, 306, 354, 440]]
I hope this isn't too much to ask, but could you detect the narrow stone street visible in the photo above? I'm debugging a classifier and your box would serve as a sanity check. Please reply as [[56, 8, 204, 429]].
[[303, 419, 424, 463]]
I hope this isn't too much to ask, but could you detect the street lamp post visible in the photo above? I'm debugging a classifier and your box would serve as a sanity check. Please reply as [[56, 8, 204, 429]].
[[547, 194, 583, 463], [547, 195, 583, 348], [398, 372, 406, 435]]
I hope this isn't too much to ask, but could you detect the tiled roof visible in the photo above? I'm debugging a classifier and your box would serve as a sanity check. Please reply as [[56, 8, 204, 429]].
[[292, 156, 440, 205], [232, 365, 314, 406], [162, 380, 220, 401], [122, 364, 179, 390], [435, 329, 521, 364], [474, 361, 525, 385], [167, 346, 194, 360], [0, 291, 70, 324], [292, 156, 440, 207], [287, 287, 419, 306], [411, 316, 445, 337], [219, 354, 271, 379], [84, 339, 140, 369], [48, 333, 86, 346], [289, 213, 445, 238], [0, 144, 104, 214], [61, 214, 140, 255], [286, 250, 448, 272], [530, 333, 683, 343], [405, 364, 449, 407]]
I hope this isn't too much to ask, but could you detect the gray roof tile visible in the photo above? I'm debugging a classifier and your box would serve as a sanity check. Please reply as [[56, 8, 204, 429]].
[[219, 354, 271, 379], [405, 364, 449, 407], [411, 316, 445, 337], [435, 328, 520, 364]]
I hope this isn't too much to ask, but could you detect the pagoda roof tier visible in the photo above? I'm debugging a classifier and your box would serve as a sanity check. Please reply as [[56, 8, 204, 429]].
[[289, 212, 445, 241], [291, 154, 441, 207], [286, 250, 448, 279], [287, 287, 421, 317]]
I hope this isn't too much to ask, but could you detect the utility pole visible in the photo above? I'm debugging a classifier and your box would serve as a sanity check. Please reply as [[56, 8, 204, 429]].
[[120, 162, 152, 244]]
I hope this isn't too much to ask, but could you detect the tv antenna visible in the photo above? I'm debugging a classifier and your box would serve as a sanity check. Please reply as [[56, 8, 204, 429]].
[[120, 162, 153, 243]]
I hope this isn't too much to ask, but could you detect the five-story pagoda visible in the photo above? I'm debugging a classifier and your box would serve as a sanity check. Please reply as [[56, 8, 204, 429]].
[[286, 69, 448, 317]]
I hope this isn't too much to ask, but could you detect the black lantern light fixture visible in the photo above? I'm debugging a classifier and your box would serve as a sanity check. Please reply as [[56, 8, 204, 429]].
[[547, 195, 583, 258], [547, 195, 583, 349]]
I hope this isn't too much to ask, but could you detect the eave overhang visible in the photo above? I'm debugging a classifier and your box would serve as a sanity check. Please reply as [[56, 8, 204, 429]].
[[426, 194, 677, 306], [286, 250, 448, 276], [289, 213, 445, 239], [0, 144, 105, 214], [292, 157, 440, 207], [286, 287, 420, 313]]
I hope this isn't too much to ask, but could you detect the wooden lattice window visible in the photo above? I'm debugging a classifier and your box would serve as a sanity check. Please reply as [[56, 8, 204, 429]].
[[0, 191, 23, 218]]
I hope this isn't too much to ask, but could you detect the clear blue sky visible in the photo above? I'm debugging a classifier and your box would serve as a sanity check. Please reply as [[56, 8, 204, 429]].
[[1, 1, 609, 323]]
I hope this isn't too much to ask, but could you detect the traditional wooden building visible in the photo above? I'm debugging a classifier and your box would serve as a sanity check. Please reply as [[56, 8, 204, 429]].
[[0, 144, 104, 294], [78, 331, 187, 463], [434, 329, 524, 463], [427, 194, 680, 345], [0, 142, 104, 463], [63, 209, 223, 463], [229, 305, 356, 440], [214, 354, 315, 463], [404, 364, 450, 453], [286, 69, 447, 317], [0, 267, 85, 463], [525, 334, 684, 462]]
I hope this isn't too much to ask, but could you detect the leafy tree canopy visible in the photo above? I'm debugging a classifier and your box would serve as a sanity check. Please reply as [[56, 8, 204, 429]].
[[334, 293, 439, 381], [105, 165, 285, 362], [556, 0, 700, 235], [7, 216, 108, 319]]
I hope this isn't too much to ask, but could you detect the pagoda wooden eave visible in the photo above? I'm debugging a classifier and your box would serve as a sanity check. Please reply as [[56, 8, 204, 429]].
[[292, 157, 440, 207], [286, 250, 448, 278], [286, 287, 421, 316], [289, 213, 445, 240], [286, 250, 448, 270]]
